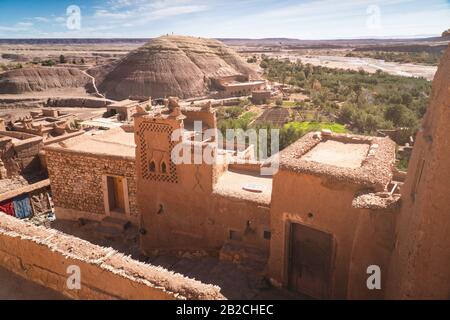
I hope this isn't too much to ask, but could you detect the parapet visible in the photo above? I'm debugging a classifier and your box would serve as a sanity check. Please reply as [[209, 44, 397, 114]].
[[0, 214, 224, 300], [279, 131, 396, 191]]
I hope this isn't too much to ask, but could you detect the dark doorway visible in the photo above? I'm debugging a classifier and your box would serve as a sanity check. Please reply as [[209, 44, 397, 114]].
[[288, 223, 334, 299], [106, 176, 125, 213]]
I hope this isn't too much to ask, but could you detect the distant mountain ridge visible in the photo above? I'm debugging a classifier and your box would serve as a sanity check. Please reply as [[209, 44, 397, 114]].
[[0, 35, 448, 48]]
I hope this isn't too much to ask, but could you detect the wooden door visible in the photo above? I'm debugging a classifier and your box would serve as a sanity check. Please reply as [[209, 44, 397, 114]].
[[288, 223, 334, 299], [113, 177, 125, 212]]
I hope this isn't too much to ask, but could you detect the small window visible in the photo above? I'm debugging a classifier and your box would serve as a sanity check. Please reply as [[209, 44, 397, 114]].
[[263, 230, 271, 240], [149, 161, 156, 172], [229, 230, 242, 241], [161, 161, 167, 174]]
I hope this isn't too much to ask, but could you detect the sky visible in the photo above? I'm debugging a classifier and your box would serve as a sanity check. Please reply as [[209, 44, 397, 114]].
[[0, 0, 449, 39]]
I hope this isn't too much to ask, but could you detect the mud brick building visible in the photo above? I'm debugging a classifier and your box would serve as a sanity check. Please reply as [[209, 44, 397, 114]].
[[45, 125, 138, 224]]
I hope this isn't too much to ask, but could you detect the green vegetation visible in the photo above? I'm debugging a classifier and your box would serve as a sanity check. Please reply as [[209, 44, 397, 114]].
[[285, 121, 347, 134], [217, 106, 257, 134], [345, 50, 442, 66], [59, 55, 67, 64], [260, 56, 431, 143], [247, 56, 258, 63], [216, 57, 430, 165], [0, 63, 23, 71], [41, 59, 56, 67], [282, 101, 300, 108]]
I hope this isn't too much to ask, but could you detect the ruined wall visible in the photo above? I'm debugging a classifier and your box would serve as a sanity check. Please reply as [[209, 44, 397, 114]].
[[0, 214, 224, 300], [46, 150, 138, 222], [183, 109, 217, 130], [268, 171, 396, 299], [0, 131, 43, 176], [386, 45, 450, 300]]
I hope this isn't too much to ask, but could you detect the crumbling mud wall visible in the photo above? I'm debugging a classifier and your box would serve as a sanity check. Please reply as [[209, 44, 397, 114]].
[[386, 44, 450, 300], [0, 214, 224, 300], [0, 131, 43, 176]]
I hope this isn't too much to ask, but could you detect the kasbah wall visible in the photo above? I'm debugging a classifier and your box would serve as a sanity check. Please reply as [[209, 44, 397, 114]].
[[269, 172, 396, 300], [45, 149, 139, 223], [385, 44, 450, 299]]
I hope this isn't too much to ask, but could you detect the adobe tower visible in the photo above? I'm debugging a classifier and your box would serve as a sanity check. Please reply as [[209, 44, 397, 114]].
[[386, 44, 450, 299]]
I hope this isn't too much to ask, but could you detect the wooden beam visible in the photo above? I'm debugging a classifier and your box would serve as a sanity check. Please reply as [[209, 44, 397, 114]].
[[0, 179, 50, 203]]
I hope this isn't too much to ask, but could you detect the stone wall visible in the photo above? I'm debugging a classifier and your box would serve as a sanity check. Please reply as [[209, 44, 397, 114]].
[[0, 214, 224, 300], [46, 149, 138, 221], [0, 131, 43, 176]]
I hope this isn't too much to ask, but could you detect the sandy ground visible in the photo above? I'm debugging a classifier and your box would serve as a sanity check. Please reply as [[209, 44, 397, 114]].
[[0, 88, 108, 100], [0, 106, 106, 123], [0, 266, 66, 300], [303, 140, 370, 168]]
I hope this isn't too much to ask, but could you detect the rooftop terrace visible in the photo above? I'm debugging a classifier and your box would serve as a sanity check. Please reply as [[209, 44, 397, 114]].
[[213, 169, 272, 205], [279, 131, 396, 191], [44, 126, 135, 159], [303, 140, 370, 169]]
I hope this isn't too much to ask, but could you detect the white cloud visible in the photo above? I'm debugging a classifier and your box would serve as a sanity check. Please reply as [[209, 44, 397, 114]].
[[0, 21, 34, 33], [92, 0, 209, 27], [33, 17, 50, 23]]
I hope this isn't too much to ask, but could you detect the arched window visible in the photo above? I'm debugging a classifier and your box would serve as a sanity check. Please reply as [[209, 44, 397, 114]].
[[161, 161, 167, 174], [149, 161, 156, 172]]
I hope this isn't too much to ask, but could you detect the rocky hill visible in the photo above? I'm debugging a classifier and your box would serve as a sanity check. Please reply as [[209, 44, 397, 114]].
[[0, 67, 93, 94], [89, 35, 258, 100]]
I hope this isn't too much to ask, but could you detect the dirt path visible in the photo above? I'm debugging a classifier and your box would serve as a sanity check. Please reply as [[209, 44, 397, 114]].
[[81, 70, 105, 98]]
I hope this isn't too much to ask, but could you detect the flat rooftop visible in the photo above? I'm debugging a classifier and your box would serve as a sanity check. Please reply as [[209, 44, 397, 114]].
[[45, 127, 135, 159], [278, 132, 396, 191], [302, 140, 370, 169], [108, 99, 139, 108], [213, 169, 272, 205], [222, 80, 266, 87], [80, 117, 125, 130]]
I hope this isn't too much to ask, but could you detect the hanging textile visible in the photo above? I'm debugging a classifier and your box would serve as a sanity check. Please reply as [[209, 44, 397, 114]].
[[0, 200, 15, 217], [13, 194, 32, 219]]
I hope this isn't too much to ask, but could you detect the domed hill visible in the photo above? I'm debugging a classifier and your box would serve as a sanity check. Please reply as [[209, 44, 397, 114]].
[[90, 35, 259, 100], [0, 67, 93, 94]]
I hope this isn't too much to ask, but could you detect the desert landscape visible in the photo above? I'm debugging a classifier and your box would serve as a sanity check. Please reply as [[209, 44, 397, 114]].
[[0, 0, 449, 306]]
